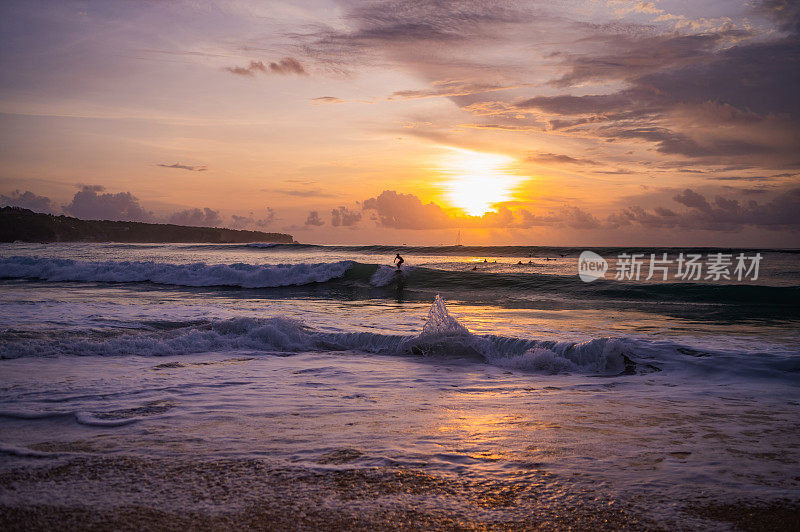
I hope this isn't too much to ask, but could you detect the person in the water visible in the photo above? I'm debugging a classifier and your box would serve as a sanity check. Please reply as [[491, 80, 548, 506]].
[[394, 253, 404, 269]]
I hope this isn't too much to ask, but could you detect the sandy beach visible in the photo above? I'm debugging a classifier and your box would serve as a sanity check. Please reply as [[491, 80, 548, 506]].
[[3, 454, 798, 531]]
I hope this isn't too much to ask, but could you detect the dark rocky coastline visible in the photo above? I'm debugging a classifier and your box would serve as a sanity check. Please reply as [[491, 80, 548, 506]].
[[0, 207, 294, 244]]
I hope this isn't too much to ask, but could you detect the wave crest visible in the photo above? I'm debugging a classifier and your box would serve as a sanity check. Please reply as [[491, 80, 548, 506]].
[[0, 311, 632, 375], [1, 292, 794, 378], [0, 256, 354, 288]]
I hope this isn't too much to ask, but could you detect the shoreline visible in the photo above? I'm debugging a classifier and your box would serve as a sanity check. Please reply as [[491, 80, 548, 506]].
[[5, 455, 797, 531]]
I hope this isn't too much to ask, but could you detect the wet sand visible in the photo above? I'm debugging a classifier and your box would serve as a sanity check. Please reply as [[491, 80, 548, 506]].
[[0, 455, 648, 531], [2, 456, 798, 531]]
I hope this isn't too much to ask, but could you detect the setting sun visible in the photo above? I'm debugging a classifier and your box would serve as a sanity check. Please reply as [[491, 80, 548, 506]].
[[438, 148, 523, 216]]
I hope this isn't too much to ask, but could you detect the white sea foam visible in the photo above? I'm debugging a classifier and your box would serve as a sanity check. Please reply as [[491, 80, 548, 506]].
[[494, 348, 580, 373], [0, 410, 141, 428], [75, 412, 141, 427], [0, 296, 639, 376], [0, 256, 353, 288], [369, 265, 411, 287], [0, 293, 793, 378]]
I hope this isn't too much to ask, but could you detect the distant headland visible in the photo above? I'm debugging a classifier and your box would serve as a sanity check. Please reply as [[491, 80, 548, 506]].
[[0, 206, 295, 244]]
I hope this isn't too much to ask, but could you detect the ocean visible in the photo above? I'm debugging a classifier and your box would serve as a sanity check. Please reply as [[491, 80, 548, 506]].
[[1, 242, 799, 529]]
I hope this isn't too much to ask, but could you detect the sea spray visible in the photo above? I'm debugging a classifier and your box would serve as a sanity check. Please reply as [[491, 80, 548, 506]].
[[368, 264, 416, 287], [422, 294, 470, 336], [399, 294, 490, 359], [406, 295, 620, 373]]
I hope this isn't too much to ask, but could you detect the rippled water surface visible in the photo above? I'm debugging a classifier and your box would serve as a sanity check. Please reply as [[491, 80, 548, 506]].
[[1, 242, 798, 527]]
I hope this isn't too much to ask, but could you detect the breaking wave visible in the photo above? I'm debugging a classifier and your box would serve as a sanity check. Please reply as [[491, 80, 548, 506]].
[[0, 317, 636, 375], [0, 256, 354, 288], [1, 294, 795, 379], [2, 256, 798, 308]]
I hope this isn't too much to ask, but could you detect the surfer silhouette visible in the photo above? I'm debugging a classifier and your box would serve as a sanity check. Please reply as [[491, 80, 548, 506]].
[[394, 253, 404, 270]]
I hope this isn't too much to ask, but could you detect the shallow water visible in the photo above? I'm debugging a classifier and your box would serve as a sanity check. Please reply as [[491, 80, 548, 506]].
[[1, 242, 798, 526]]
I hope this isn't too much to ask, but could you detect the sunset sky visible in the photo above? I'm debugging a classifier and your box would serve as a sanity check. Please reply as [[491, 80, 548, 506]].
[[1, 0, 798, 246]]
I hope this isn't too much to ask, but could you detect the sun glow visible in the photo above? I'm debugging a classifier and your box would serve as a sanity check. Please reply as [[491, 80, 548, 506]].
[[438, 148, 522, 216]]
